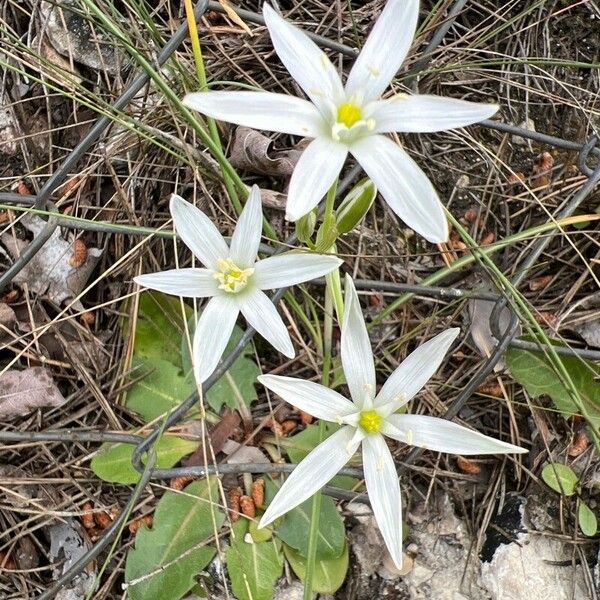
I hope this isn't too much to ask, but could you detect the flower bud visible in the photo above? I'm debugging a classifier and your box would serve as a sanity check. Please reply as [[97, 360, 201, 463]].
[[335, 177, 376, 234]]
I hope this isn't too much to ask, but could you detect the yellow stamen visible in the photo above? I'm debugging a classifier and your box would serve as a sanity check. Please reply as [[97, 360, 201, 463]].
[[337, 103, 363, 128], [214, 258, 254, 293], [358, 409, 383, 434]]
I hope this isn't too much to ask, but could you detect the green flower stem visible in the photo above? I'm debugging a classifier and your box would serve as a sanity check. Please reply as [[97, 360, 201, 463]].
[[303, 181, 342, 600]]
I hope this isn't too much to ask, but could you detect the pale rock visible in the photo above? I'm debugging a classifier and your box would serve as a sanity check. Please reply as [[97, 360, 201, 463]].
[[403, 493, 489, 599], [480, 532, 588, 600]]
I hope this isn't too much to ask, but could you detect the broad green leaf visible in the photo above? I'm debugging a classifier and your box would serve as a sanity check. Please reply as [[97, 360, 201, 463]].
[[182, 323, 259, 413], [126, 291, 193, 369], [265, 477, 345, 559], [506, 343, 600, 437], [578, 501, 597, 537], [91, 436, 199, 484], [283, 424, 360, 491], [283, 542, 349, 594], [226, 519, 284, 600], [125, 479, 224, 600], [541, 463, 578, 496], [125, 357, 196, 422]]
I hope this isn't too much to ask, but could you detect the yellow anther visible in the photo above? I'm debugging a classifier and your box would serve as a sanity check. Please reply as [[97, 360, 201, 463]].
[[337, 103, 363, 128], [358, 409, 383, 434], [214, 258, 254, 294]]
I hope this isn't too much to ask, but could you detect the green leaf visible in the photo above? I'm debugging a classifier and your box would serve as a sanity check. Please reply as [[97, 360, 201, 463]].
[[541, 463, 578, 496], [506, 343, 600, 436], [226, 519, 284, 600], [265, 477, 345, 559], [283, 424, 359, 491], [127, 291, 193, 369], [91, 436, 199, 484], [183, 324, 259, 413], [125, 479, 224, 600], [578, 501, 597, 537], [283, 542, 349, 594], [125, 357, 196, 422]]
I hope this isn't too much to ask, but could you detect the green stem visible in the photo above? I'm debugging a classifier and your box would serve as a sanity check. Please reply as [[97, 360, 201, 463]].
[[303, 284, 334, 600], [303, 181, 343, 598]]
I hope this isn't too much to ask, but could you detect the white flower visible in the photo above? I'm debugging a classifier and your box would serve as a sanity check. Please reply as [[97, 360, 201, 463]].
[[134, 185, 342, 383], [183, 0, 499, 243], [258, 275, 526, 568]]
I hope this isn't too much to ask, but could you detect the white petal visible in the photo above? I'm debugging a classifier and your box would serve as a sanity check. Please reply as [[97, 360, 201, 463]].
[[345, 0, 419, 103], [285, 137, 347, 221], [342, 275, 376, 408], [259, 425, 359, 528], [254, 252, 343, 290], [170, 194, 229, 270], [258, 374, 357, 422], [193, 296, 239, 383], [350, 135, 448, 243], [362, 435, 403, 568], [134, 269, 218, 298], [382, 414, 528, 455], [263, 3, 345, 112], [376, 328, 459, 411], [183, 91, 322, 137], [371, 95, 499, 134], [239, 289, 294, 358], [229, 185, 262, 268]]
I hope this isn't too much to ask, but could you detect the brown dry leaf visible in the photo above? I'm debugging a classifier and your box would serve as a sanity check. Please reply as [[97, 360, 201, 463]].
[[1, 214, 102, 309], [29, 35, 83, 90], [182, 408, 241, 467], [467, 278, 520, 372], [0, 367, 67, 417], [230, 127, 304, 177], [218, 0, 252, 35]]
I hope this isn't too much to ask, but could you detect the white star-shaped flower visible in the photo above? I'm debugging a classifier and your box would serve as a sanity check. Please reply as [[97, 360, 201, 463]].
[[134, 186, 342, 382], [258, 275, 526, 567], [183, 0, 498, 243]]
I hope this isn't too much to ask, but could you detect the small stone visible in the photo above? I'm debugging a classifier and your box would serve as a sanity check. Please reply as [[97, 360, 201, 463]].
[[380, 553, 413, 579]]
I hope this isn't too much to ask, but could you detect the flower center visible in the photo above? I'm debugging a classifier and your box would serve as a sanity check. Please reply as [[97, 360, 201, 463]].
[[337, 102, 363, 127], [358, 409, 383, 434], [214, 258, 254, 293]]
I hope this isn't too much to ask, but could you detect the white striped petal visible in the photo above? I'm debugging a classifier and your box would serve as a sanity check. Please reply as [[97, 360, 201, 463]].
[[239, 289, 294, 358], [229, 185, 263, 267], [254, 252, 343, 290], [371, 95, 499, 134], [258, 374, 357, 422], [342, 275, 376, 408], [345, 0, 419, 103], [259, 425, 359, 528], [134, 269, 217, 298], [376, 329, 459, 412], [382, 414, 528, 455], [362, 435, 403, 568], [285, 137, 347, 221], [263, 3, 345, 112], [350, 135, 448, 243], [183, 91, 322, 137], [170, 194, 229, 270], [192, 296, 239, 383]]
